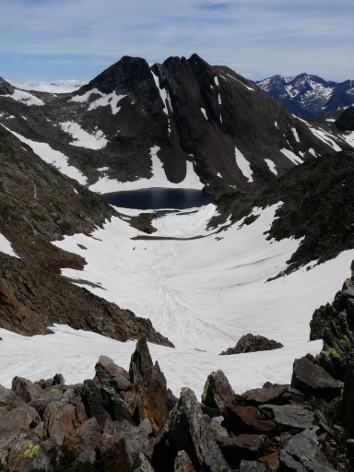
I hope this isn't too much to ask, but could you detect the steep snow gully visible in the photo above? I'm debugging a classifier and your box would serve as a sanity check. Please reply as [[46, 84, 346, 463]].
[[2, 198, 353, 398]]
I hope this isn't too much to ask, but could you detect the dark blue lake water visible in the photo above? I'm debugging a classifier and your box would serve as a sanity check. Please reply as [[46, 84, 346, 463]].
[[101, 188, 214, 210]]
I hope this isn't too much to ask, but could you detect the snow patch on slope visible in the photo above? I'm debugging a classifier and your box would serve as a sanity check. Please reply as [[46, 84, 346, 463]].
[[235, 146, 254, 182], [307, 127, 342, 152], [280, 148, 304, 165], [4, 90, 44, 106], [342, 131, 354, 148], [60, 122, 107, 150], [7, 129, 88, 184], [89, 146, 203, 193], [0, 233, 18, 258], [0, 324, 322, 398], [201, 108, 208, 120], [292, 127, 300, 143], [71, 88, 126, 115], [226, 74, 255, 91], [151, 71, 172, 116], [265, 159, 278, 175]]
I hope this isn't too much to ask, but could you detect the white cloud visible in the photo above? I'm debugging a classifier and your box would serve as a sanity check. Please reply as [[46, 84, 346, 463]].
[[0, 0, 353, 81]]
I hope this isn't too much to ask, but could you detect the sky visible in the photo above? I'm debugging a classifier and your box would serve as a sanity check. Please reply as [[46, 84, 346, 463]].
[[0, 0, 353, 84]]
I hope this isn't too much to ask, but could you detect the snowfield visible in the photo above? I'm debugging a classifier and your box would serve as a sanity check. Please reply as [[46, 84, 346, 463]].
[[1, 199, 353, 399]]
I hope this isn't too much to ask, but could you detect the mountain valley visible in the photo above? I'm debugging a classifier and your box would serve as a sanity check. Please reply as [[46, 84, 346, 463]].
[[1, 54, 354, 471]]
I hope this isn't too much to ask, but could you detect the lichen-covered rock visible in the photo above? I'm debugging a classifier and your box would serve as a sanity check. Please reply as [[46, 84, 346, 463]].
[[174, 450, 197, 472], [43, 402, 77, 447], [82, 379, 111, 424], [134, 452, 156, 472], [5, 437, 49, 472], [279, 429, 335, 471]]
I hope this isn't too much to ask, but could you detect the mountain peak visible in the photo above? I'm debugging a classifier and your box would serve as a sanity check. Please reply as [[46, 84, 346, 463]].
[[257, 72, 354, 118]]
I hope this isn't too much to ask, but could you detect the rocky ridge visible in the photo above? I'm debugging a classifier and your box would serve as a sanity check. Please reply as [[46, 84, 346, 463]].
[[0, 55, 346, 199], [0, 119, 172, 345], [2, 265, 354, 471], [219, 149, 354, 273]]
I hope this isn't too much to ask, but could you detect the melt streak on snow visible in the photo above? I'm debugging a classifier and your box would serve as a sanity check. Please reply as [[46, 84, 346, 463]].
[[89, 146, 204, 192], [235, 146, 254, 182]]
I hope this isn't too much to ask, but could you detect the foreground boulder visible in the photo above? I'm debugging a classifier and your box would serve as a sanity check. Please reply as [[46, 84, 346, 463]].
[[291, 355, 343, 401], [151, 387, 229, 472]]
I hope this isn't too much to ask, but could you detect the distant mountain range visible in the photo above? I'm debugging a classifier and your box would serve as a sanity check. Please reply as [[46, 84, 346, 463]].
[[256, 73, 354, 119], [0, 55, 348, 202]]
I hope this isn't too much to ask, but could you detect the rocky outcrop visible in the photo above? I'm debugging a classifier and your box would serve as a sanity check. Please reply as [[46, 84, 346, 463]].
[[0, 125, 173, 346], [220, 333, 283, 355], [0, 251, 173, 345], [291, 355, 343, 401], [253, 150, 354, 272]]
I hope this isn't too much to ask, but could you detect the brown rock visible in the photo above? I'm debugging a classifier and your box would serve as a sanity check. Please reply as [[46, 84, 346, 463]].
[[174, 450, 197, 472], [43, 402, 77, 446], [225, 405, 276, 434], [258, 451, 279, 471], [129, 336, 169, 436], [64, 417, 102, 453], [242, 383, 289, 406], [11, 376, 42, 403], [217, 434, 265, 468]]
